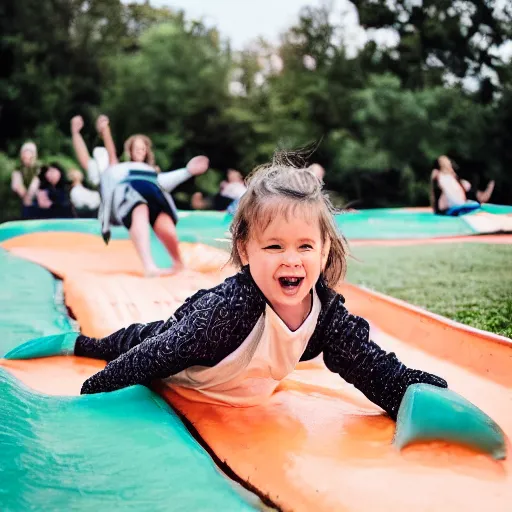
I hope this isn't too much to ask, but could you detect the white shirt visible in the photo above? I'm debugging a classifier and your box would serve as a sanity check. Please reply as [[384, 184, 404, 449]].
[[70, 184, 101, 210], [221, 182, 247, 200], [437, 173, 466, 208], [168, 289, 321, 406]]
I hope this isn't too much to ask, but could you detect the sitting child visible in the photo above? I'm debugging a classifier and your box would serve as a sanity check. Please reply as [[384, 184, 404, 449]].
[[431, 156, 495, 216]]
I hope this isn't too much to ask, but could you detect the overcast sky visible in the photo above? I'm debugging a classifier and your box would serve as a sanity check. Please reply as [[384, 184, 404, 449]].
[[134, 0, 367, 51], [132, 0, 512, 69]]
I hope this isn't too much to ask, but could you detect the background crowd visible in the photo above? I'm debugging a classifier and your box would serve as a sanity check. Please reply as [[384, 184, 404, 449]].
[[1, 1, 511, 222]]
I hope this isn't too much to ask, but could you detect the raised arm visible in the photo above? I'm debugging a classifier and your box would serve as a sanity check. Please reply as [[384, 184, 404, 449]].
[[24, 176, 40, 207], [322, 303, 447, 419], [96, 115, 118, 165], [70, 116, 91, 171]]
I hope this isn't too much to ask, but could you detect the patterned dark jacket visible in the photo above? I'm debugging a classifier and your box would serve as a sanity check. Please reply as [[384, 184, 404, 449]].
[[78, 266, 447, 419]]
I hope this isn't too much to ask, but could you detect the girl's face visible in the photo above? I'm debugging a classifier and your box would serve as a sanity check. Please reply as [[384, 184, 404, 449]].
[[21, 149, 35, 167], [239, 205, 330, 325], [131, 137, 148, 162], [45, 166, 61, 186], [439, 156, 454, 173]]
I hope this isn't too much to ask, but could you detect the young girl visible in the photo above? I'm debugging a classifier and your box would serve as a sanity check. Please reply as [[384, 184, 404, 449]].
[[9, 154, 447, 417], [93, 115, 209, 276], [8, 154, 447, 418]]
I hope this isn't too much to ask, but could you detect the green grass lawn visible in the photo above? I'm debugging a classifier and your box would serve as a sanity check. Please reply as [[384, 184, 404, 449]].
[[346, 243, 512, 339]]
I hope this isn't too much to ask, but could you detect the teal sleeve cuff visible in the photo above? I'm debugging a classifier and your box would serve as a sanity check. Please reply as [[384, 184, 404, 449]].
[[394, 383, 506, 460], [4, 332, 79, 360]]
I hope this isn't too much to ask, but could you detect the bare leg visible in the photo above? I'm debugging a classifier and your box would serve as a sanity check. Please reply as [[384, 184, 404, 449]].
[[129, 204, 160, 276], [153, 213, 184, 274], [476, 180, 495, 204]]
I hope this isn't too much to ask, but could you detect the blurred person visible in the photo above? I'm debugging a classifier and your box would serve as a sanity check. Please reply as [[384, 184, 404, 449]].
[[68, 168, 101, 215], [71, 115, 109, 186], [219, 168, 247, 200], [95, 114, 209, 277], [192, 168, 247, 211], [73, 112, 210, 200], [11, 141, 41, 217], [25, 163, 73, 219], [430, 156, 495, 215]]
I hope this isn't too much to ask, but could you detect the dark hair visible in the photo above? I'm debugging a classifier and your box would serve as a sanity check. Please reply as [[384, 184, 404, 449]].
[[39, 162, 68, 189]]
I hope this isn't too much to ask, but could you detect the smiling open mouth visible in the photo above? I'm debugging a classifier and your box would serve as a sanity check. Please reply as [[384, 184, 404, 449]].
[[278, 277, 304, 288]]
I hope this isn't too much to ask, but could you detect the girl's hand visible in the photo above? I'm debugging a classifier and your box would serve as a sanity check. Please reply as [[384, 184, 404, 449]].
[[186, 155, 209, 176], [71, 116, 84, 134], [37, 190, 52, 209], [95, 115, 110, 136]]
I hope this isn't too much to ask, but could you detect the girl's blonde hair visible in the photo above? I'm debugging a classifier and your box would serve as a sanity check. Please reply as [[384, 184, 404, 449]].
[[230, 151, 348, 288], [124, 134, 155, 167]]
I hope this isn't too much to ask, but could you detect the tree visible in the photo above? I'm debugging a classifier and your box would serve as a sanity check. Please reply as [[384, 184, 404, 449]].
[[0, 0, 130, 153], [352, 0, 512, 98], [102, 20, 232, 171]]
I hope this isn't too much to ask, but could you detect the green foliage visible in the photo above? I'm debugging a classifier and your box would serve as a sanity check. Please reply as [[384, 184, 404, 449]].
[[102, 20, 232, 171], [42, 155, 81, 173], [0, 153, 21, 222], [352, 0, 512, 96], [1, 1, 512, 220]]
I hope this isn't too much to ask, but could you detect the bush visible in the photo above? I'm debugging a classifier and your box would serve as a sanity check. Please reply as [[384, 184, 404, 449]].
[[0, 153, 22, 223]]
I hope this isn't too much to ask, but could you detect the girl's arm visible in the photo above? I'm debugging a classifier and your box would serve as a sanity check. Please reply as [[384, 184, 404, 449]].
[[80, 292, 233, 394], [322, 304, 447, 420], [96, 115, 118, 166], [24, 177, 40, 206], [70, 116, 91, 171], [429, 169, 438, 210], [36, 189, 52, 209], [11, 170, 26, 198], [460, 179, 471, 192], [75, 318, 174, 362]]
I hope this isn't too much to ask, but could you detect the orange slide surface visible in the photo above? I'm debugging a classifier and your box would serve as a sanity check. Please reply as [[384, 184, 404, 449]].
[[1, 232, 512, 512]]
